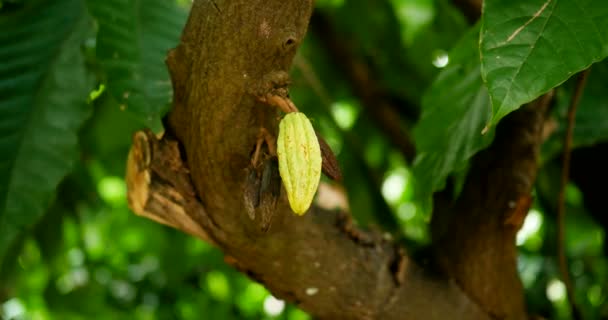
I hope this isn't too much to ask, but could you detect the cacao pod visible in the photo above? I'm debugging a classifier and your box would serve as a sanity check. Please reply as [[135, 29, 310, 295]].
[[277, 112, 322, 215]]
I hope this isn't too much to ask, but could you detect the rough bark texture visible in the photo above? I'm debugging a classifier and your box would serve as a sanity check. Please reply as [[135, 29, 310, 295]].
[[124, 1, 551, 319], [431, 93, 553, 319], [127, 129, 489, 320]]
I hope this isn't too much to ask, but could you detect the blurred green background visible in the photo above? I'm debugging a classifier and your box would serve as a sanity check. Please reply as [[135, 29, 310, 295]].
[[1, 0, 607, 319]]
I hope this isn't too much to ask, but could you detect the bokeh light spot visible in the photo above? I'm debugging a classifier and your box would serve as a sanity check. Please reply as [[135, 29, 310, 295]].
[[263, 296, 285, 316], [516, 209, 543, 246], [432, 50, 449, 68], [382, 169, 411, 204], [206, 271, 230, 301], [97, 176, 126, 206], [330, 101, 359, 130], [2, 299, 26, 319], [546, 279, 566, 302]]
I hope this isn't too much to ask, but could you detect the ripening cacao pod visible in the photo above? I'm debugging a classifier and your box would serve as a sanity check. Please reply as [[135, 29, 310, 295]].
[[277, 112, 322, 215]]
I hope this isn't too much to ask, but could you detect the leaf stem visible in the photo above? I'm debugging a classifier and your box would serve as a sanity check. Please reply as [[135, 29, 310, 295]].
[[557, 68, 590, 320]]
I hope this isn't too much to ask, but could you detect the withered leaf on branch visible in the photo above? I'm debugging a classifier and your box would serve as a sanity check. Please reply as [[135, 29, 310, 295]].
[[243, 167, 261, 220], [258, 157, 281, 231], [242, 157, 282, 231], [316, 131, 342, 182]]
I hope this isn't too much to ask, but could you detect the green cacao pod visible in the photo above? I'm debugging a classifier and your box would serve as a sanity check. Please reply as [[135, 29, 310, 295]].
[[277, 112, 322, 215]]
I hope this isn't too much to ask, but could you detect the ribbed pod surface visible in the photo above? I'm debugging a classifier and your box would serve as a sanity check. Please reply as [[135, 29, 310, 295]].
[[277, 112, 322, 215]]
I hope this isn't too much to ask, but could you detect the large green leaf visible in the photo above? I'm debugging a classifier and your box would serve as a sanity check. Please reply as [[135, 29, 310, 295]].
[[481, 0, 608, 124], [413, 26, 493, 209], [0, 0, 93, 263], [87, 0, 187, 123]]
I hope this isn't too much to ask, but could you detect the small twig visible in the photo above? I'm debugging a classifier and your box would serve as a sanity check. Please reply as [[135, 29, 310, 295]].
[[251, 127, 276, 166], [557, 69, 590, 320], [259, 94, 299, 113]]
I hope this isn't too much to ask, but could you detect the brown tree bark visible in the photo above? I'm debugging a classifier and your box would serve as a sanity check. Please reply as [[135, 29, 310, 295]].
[[431, 94, 553, 319], [125, 1, 550, 319]]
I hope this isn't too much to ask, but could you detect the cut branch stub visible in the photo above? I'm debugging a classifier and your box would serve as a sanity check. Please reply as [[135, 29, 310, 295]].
[[126, 129, 222, 246]]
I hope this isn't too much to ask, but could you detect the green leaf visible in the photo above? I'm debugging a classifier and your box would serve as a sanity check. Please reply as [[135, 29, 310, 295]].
[[542, 61, 608, 159], [87, 0, 187, 123], [0, 0, 93, 263], [413, 26, 493, 209], [481, 0, 608, 124], [568, 65, 608, 148]]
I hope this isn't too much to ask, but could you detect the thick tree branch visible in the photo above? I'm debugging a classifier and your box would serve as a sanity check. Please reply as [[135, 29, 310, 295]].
[[127, 129, 490, 319], [433, 4, 548, 318], [124, 1, 491, 319], [432, 0, 550, 318], [431, 93, 554, 319]]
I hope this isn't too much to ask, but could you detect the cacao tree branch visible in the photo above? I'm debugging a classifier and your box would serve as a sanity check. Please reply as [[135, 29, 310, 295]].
[[125, 1, 491, 319], [127, 129, 490, 319], [431, 93, 554, 319]]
